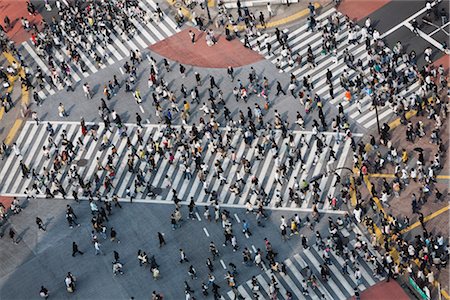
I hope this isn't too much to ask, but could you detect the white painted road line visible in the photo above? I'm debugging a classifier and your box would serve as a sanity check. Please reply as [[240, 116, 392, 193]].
[[203, 227, 210, 237], [234, 213, 241, 223], [220, 259, 227, 269]]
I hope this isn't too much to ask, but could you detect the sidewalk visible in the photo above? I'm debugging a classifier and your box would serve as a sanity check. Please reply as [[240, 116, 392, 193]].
[[354, 107, 449, 299]]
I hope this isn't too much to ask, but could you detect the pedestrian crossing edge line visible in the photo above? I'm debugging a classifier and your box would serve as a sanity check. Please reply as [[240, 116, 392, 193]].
[[0, 192, 348, 214], [20, 121, 365, 136]]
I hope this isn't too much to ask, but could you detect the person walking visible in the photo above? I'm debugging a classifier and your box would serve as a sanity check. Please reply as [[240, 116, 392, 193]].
[[64, 272, 76, 293], [276, 81, 286, 96], [39, 286, 49, 299], [83, 83, 92, 99], [227, 66, 234, 82], [36, 217, 46, 231], [9, 228, 18, 244], [158, 232, 166, 247], [189, 30, 196, 44], [58, 103, 67, 118], [72, 241, 84, 256], [180, 248, 189, 263], [94, 241, 104, 255], [110, 227, 120, 243]]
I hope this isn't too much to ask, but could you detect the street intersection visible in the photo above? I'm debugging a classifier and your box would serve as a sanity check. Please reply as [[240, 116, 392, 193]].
[[0, 0, 448, 299]]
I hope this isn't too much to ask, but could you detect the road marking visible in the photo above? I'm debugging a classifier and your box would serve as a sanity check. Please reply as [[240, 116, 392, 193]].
[[369, 173, 450, 180], [0, 191, 349, 214], [245, 232, 250, 239], [388, 110, 418, 129], [139, 105, 145, 113], [400, 205, 450, 234], [404, 22, 450, 53], [203, 227, 210, 237], [220, 259, 227, 269], [380, 0, 440, 38], [166, 0, 192, 20], [119, 67, 124, 75], [5, 119, 23, 145], [251, 245, 257, 253], [234, 213, 241, 223], [195, 212, 201, 221]]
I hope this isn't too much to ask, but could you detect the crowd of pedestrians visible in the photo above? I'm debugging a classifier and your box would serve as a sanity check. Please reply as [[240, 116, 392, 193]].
[[0, 0, 448, 298], [350, 59, 448, 296]]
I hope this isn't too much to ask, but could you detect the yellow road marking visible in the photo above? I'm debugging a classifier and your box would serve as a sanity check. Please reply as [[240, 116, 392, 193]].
[[0, 73, 18, 120], [5, 119, 23, 146], [362, 173, 449, 299], [229, 3, 321, 30], [369, 173, 450, 179], [388, 110, 417, 129], [400, 205, 450, 234], [2, 51, 29, 145], [166, 0, 320, 30], [166, 0, 192, 20]]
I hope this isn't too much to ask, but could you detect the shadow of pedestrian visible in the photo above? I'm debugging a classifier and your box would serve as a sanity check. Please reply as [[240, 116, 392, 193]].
[[92, 84, 101, 96], [65, 104, 76, 116], [15, 227, 29, 243], [44, 217, 54, 228]]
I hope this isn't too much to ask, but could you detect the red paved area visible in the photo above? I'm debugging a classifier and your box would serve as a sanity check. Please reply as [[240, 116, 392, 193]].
[[0, 0, 42, 44], [0, 195, 13, 210], [433, 54, 449, 74], [150, 27, 264, 68], [338, 0, 391, 21], [354, 281, 410, 300]]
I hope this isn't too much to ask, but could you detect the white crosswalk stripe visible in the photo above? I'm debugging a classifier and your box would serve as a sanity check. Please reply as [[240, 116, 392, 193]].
[[223, 225, 382, 300], [240, 7, 422, 130], [0, 122, 360, 213], [18, 0, 179, 100]]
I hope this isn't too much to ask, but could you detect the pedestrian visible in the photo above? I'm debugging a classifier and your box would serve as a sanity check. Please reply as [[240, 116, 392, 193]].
[[9, 228, 18, 244], [188, 265, 198, 279], [39, 286, 49, 299], [189, 30, 195, 44], [276, 81, 286, 96], [267, 2, 273, 17], [180, 249, 189, 263], [58, 103, 67, 118], [72, 241, 84, 256], [36, 217, 46, 231], [12, 142, 21, 157], [157, 232, 166, 247], [113, 261, 124, 275], [83, 83, 91, 99], [94, 241, 104, 255], [242, 220, 252, 236], [113, 251, 120, 263], [227, 66, 234, 82], [110, 227, 120, 243], [64, 272, 76, 293]]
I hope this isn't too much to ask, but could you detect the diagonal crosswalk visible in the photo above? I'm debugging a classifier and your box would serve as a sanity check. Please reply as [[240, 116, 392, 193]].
[[224, 225, 383, 300], [18, 0, 179, 100], [0, 122, 360, 211], [241, 7, 422, 130]]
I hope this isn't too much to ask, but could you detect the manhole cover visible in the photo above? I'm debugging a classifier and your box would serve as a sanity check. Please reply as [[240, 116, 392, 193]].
[[76, 159, 88, 167]]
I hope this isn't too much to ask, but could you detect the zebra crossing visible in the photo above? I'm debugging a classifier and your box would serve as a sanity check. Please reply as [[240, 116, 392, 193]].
[[18, 0, 179, 100], [0, 121, 359, 210], [242, 7, 422, 130], [224, 225, 382, 300]]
